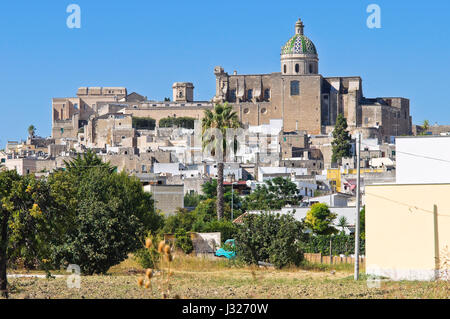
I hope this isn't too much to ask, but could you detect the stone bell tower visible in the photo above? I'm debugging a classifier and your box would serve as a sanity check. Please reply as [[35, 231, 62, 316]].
[[172, 82, 194, 102]]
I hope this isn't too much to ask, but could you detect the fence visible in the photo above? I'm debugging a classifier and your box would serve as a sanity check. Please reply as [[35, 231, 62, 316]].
[[304, 253, 365, 265]]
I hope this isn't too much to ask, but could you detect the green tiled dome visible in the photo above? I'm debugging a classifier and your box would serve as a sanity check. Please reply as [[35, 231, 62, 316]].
[[281, 34, 317, 55]]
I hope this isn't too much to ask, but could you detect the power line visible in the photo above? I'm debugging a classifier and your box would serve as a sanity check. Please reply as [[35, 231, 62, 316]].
[[364, 191, 450, 218], [359, 142, 450, 164]]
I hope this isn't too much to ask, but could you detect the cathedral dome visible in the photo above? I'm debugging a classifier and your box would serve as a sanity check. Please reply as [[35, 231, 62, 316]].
[[280, 19, 319, 75], [281, 34, 317, 56]]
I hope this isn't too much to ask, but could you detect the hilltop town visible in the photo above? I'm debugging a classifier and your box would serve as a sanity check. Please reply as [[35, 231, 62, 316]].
[[1, 19, 450, 288]]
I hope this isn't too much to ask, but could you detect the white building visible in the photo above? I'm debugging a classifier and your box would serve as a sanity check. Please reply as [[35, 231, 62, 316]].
[[396, 136, 450, 184]]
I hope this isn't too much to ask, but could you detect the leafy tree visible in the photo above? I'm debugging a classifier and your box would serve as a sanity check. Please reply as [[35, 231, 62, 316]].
[[174, 228, 194, 254], [27, 125, 36, 138], [304, 203, 338, 235], [199, 219, 238, 243], [235, 212, 304, 268], [50, 168, 158, 275], [0, 171, 51, 298], [200, 179, 218, 200], [184, 192, 201, 208], [337, 216, 349, 234], [243, 177, 301, 211], [202, 103, 240, 220], [162, 208, 197, 235], [331, 114, 352, 164], [359, 206, 365, 240]]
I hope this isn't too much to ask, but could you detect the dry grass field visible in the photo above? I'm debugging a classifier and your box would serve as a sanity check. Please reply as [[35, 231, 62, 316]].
[[4, 254, 450, 299]]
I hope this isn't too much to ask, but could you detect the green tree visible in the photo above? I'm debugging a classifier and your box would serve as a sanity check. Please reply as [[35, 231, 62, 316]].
[[184, 192, 201, 208], [235, 212, 304, 268], [174, 228, 194, 254], [359, 206, 365, 240], [200, 179, 217, 199], [243, 177, 301, 211], [27, 125, 36, 138], [0, 171, 51, 298], [337, 216, 349, 234], [50, 168, 158, 275], [63, 149, 115, 176], [202, 104, 241, 220], [304, 203, 338, 235], [419, 120, 430, 135], [331, 114, 352, 164]]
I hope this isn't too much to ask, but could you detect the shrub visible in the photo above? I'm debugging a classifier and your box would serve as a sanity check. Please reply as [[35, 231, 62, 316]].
[[174, 228, 194, 254], [197, 220, 238, 244], [301, 233, 365, 256], [304, 203, 338, 235], [132, 117, 156, 130], [159, 117, 195, 129], [235, 212, 304, 269]]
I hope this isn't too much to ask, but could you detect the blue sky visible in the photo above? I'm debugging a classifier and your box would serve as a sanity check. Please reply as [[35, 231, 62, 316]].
[[0, 0, 449, 147]]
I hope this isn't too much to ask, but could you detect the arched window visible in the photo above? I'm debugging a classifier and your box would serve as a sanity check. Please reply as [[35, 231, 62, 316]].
[[290, 81, 300, 96], [283, 64, 287, 74], [264, 89, 270, 100], [295, 64, 299, 73], [229, 89, 236, 102], [309, 64, 313, 74], [247, 89, 253, 101]]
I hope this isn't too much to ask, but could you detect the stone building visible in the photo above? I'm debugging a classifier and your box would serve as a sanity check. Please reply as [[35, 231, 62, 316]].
[[213, 18, 412, 141], [51, 18, 412, 154]]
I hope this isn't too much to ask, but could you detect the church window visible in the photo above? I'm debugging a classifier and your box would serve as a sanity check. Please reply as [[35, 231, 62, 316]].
[[247, 89, 253, 101], [309, 64, 313, 73], [364, 117, 369, 124], [264, 89, 270, 100], [261, 108, 267, 114], [74, 103, 78, 109], [283, 64, 287, 74], [290, 81, 300, 96], [229, 89, 236, 101], [295, 64, 299, 73], [243, 108, 250, 114]]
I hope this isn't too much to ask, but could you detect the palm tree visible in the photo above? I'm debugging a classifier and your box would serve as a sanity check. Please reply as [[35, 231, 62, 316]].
[[337, 216, 349, 234], [63, 149, 115, 175], [202, 103, 240, 220], [27, 125, 36, 138]]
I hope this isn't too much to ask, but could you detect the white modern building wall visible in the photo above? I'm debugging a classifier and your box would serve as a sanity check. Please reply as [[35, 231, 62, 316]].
[[396, 136, 450, 184]]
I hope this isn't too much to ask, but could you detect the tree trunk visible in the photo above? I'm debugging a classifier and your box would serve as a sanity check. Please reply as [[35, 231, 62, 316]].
[[216, 162, 224, 220], [0, 217, 8, 299]]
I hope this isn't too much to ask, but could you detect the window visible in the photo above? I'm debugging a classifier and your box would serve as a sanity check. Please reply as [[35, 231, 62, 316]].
[[243, 108, 250, 114], [264, 88, 270, 100], [261, 108, 267, 114], [290, 81, 300, 96], [229, 89, 236, 101], [295, 64, 299, 73], [247, 89, 253, 101], [74, 103, 78, 110], [309, 64, 313, 73], [283, 64, 287, 74], [364, 117, 368, 124]]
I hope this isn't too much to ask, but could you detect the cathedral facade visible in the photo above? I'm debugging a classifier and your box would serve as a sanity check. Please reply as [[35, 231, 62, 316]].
[[213, 19, 412, 141]]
